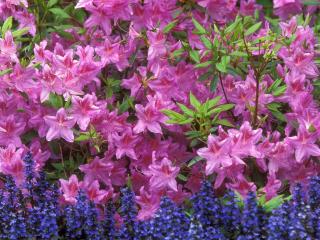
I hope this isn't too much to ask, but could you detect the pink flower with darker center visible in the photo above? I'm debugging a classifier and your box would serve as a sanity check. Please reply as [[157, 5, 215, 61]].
[[136, 186, 160, 220], [71, 94, 99, 130], [44, 108, 76, 142], [0, 115, 25, 147], [197, 135, 233, 175], [144, 156, 180, 192], [59, 174, 81, 204], [0, 145, 25, 184], [113, 129, 139, 160]]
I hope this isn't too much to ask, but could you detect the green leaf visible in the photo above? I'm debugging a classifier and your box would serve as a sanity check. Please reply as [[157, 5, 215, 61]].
[[230, 51, 248, 57], [12, 27, 29, 38], [200, 36, 212, 49], [206, 96, 221, 110], [49, 8, 71, 19], [214, 119, 234, 127], [267, 103, 286, 122], [273, 85, 287, 96], [75, 134, 90, 142], [177, 103, 194, 116], [163, 20, 178, 34], [178, 174, 188, 182], [303, 0, 320, 5], [48, 93, 64, 109], [48, 0, 59, 7], [2, 16, 13, 36], [217, 103, 235, 111], [189, 92, 201, 110], [216, 56, 230, 73], [172, 48, 184, 58], [189, 50, 201, 63], [195, 61, 213, 68], [258, 195, 266, 206], [188, 156, 203, 167], [192, 18, 206, 35], [263, 195, 284, 212], [224, 19, 240, 34], [162, 109, 190, 124], [210, 75, 219, 92], [267, 78, 282, 93], [245, 22, 262, 36], [0, 68, 13, 77]]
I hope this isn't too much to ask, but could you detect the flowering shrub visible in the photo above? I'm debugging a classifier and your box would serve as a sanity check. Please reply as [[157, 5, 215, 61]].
[[1, 153, 320, 239], [0, 0, 319, 226]]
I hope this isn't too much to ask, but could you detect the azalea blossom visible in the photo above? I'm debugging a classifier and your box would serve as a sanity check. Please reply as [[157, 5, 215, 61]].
[[144, 156, 180, 192], [59, 174, 81, 204], [44, 108, 76, 142]]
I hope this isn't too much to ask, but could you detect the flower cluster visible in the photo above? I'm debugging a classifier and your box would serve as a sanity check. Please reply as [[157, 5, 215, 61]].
[[1, 153, 320, 239], [0, 0, 319, 223]]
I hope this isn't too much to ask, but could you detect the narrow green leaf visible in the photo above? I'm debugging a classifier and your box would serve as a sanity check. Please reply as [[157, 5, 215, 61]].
[[245, 22, 262, 36], [177, 103, 194, 116], [200, 36, 212, 49], [12, 27, 30, 37], [178, 174, 188, 182], [2, 16, 13, 35], [267, 78, 282, 93], [48, 93, 64, 109], [214, 119, 234, 127], [263, 195, 284, 212], [210, 75, 219, 92], [195, 61, 213, 68], [230, 51, 248, 57], [189, 50, 201, 63], [192, 18, 206, 35], [273, 85, 287, 96], [48, 0, 59, 7], [0, 68, 13, 76], [49, 8, 71, 19], [188, 156, 203, 167], [75, 134, 91, 142], [163, 20, 178, 33], [189, 92, 201, 110], [207, 96, 221, 109]]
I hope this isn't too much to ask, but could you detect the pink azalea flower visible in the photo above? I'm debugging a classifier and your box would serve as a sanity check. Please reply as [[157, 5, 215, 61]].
[[133, 94, 171, 134], [96, 38, 120, 65], [288, 126, 320, 163], [0, 31, 18, 63], [29, 140, 51, 171], [122, 66, 148, 97], [136, 186, 160, 220], [113, 129, 139, 160], [226, 175, 257, 198], [167, 185, 191, 204], [279, 16, 297, 37], [0, 115, 25, 147], [13, 10, 36, 36], [0, 145, 25, 184], [273, 0, 302, 20], [44, 108, 76, 142], [81, 179, 114, 204], [147, 30, 167, 61], [59, 174, 81, 204], [240, 0, 262, 16], [71, 94, 99, 130], [144, 156, 180, 192], [263, 174, 282, 201], [197, 0, 237, 23], [197, 135, 233, 175], [79, 157, 114, 186], [134, 103, 163, 134]]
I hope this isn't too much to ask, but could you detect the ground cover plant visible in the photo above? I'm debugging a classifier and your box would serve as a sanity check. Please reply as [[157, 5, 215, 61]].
[[0, 0, 319, 239]]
